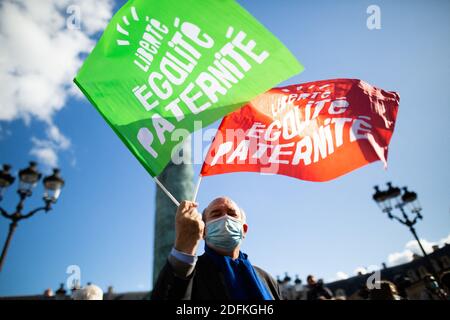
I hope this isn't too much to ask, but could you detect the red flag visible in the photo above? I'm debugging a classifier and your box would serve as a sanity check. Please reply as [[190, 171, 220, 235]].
[[201, 79, 399, 182]]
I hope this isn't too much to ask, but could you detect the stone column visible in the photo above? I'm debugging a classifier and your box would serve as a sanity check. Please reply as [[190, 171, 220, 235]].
[[152, 140, 193, 285]]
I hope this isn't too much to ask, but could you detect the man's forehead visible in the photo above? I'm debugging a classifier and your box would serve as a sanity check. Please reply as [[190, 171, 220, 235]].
[[206, 197, 238, 211]]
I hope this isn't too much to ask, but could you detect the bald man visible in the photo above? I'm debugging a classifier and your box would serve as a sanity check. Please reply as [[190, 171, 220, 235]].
[[151, 197, 281, 300]]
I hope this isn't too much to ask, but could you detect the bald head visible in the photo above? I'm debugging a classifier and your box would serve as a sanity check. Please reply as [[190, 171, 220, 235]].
[[203, 197, 246, 224]]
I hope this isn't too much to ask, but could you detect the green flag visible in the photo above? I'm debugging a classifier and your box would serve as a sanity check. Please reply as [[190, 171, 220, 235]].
[[74, 0, 303, 177]]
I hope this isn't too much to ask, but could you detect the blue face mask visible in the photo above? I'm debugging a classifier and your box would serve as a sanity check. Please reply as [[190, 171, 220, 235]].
[[205, 215, 244, 251]]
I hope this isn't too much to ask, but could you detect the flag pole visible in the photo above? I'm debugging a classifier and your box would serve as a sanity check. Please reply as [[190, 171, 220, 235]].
[[192, 175, 202, 202], [153, 177, 180, 206]]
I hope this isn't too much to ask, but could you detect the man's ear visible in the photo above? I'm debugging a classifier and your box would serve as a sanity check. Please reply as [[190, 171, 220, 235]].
[[243, 223, 248, 236]]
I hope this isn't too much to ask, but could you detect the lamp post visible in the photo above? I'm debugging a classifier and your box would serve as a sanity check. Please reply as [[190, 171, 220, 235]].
[[0, 162, 65, 272], [372, 182, 437, 279]]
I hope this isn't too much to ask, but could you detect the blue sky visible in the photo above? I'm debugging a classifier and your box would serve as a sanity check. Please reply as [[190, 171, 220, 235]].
[[0, 0, 449, 296]]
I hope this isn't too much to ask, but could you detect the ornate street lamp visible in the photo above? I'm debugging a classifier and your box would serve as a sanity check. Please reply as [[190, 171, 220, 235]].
[[18, 161, 42, 196], [43, 169, 65, 204], [372, 182, 437, 279], [0, 164, 15, 201], [0, 162, 65, 271]]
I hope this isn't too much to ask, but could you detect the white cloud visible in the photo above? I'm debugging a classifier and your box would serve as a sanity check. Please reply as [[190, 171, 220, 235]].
[[0, 0, 114, 164], [351, 264, 380, 277], [367, 264, 380, 272], [387, 233, 450, 267], [405, 238, 434, 255], [335, 271, 349, 280], [328, 234, 450, 282], [75, 0, 115, 35], [30, 145, 58, 168], [47, 124, 71, 150], [329, 267, 380, 282], [326, 271, 350, 283], [29, 124, 72, 169], [353, 267, 368, 275], [438, 234, 450, 247], [387, 250, 414, 266]]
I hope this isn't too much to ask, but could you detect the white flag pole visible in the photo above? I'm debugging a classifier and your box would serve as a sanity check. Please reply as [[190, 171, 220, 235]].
[[153, 177, 180, 207], [192, 175, 203, 202]]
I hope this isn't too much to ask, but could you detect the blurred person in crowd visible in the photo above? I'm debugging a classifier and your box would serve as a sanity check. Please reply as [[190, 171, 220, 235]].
[[152, 197, 281, 300], [368, 281, 402, 300], [420, 274, 447, 300], [43, 288, 54, 299], [439, 270, 450, 297], [293, 275, 307, 300], [393, 274, 412, 299], [306, 275, 333, 300], [357, 284, 370, 300], [72, 284, 103, 300], [334, 289, 347, 300]]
